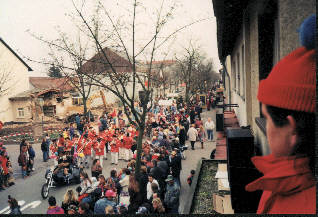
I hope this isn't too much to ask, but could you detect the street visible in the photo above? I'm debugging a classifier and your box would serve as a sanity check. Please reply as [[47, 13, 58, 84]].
[[0, 109, 216, 214]]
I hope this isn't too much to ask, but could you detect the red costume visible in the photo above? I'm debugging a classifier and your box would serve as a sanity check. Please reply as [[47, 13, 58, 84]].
[[95, 141, 105, 156], [83, 141, 92, 156]]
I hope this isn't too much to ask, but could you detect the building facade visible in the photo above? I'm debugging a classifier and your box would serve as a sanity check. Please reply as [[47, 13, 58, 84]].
[[213, 0, 316, 155], [0, 38, 32, 123]]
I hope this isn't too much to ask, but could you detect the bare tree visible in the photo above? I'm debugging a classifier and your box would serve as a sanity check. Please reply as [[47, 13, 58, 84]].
[[28, 0, 210, 175], [175, 41, 202, 103]]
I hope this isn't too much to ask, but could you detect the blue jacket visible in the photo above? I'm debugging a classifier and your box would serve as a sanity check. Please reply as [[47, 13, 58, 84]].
[[28, 147, 35, 158], [94, 198, 116, 214]]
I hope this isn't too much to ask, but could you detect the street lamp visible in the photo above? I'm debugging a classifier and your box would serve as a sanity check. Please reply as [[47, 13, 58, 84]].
[[38, 98, 44, 136]]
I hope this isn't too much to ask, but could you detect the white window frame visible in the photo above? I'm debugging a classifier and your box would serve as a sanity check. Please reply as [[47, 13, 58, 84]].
[[17, 108, 24, 118]]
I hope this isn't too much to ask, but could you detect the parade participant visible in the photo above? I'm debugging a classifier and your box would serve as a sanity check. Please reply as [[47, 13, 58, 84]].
[[110, 135, 119, 165], [94, 138, 105, 168], [50, 139, 58, 166], [83, 135, 93, 169], [123, 133, 133, 161], [245, 14, 316, 214], [118, 133, 125, 160], [58, 134, 65, 148], [53, 150, 72, 184]]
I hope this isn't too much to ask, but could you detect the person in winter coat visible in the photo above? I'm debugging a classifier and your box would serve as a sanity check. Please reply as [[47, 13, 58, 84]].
[[245, 15, 316, 214], [164, 175, 180, 214], [8, 196, 22, 214], [198, 125, 206, 149], [47, 196, 64, 214], [18, 145, 29, 179], [61, 189, 79, 213], [204, 118, 215, 141], [169, 151, 182, 187], [128, 174, 143, 213], [187, 124, 198, 150], [119, 168, 130, 205], [41, 138, 49, 162], [147, 174, 159, 200], [178, 125, 186, 147], [27, 143, 35, 171]]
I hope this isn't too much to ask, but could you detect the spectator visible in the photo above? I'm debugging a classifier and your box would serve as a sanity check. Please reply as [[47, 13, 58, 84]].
[[94, 190, 117, 214], [18, 145, 29, 179], [78, 202, 91, 215], [91, 159, 102, 179], [189, 107, 196, 124], [137, 166, 148, 202], [67, 204, 78, 214], [128, 174, 143, 213], [187, 124, 198, 150], [41, 138, 49, 162], [27, 142, 35, 171], [178, 125, 186, 147], [78, 171, 92, 203], [117, 204, 128, 214], [204, 118, 215, 141], [164, 175, 180, 214], [47, 196, 64, 214], [187, 170, 195, 186], [169, 151, 182, 187], [105, 205, 115, 214], [119, 168, 130, 205], [198, 125, 206, 149], [245, 14, 316, 214], [19, 139, 26, 153], [152, 198, 165, 213], [8, 196, 21, 214], [147, 174, 159, 200], [61, 189, 79, 213]]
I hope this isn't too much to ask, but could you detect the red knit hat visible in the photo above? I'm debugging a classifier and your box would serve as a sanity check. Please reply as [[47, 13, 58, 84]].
[[257, 15, 316, 113], [257, 47, 315, 113]]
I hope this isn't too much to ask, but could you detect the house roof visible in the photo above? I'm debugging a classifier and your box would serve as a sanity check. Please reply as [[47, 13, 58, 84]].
[[212, 0, 250, 62], [0, 37, 33, 71], [80, 47, 133, 75], [29, 77, 73, 91], [9, 88, 61, 100]]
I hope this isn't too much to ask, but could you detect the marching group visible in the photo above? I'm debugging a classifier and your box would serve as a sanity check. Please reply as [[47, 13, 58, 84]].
[[4, 93, 218, 215]]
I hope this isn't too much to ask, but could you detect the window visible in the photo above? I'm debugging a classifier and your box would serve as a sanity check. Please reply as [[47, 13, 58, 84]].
[[72, 97, 83, 105], [232, 61, 236, 91], [237, 53, 240, 94], [241, 45, 245, 99], [17, 108, 24, 117]]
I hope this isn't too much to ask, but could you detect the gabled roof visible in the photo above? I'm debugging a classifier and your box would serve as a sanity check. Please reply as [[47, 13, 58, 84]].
[[29, 77, 73, 91], [81, 47, 133, 74], [0, 37, 33, 71]]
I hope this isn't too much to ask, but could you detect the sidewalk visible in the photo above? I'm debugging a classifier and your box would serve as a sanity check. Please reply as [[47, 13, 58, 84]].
[[179, 108, 216, 214]]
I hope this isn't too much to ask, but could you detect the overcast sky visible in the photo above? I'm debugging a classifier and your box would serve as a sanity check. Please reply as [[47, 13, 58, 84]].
[[0, 0, 221, 76]]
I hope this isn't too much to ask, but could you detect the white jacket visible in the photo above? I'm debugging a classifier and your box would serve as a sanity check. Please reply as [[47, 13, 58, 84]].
[[147, 179, 159, 200], [119, 175, 130, 192], [187, 127, 198, 142], [205, 120, 215, 130]]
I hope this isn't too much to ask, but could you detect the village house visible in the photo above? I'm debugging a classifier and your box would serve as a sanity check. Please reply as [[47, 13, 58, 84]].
[[212, 0, 315, 155], [0, 38, 33, 123]]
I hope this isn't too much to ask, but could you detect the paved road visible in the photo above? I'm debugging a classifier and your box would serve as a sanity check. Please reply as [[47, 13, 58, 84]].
[[0, 108, 216, 214]]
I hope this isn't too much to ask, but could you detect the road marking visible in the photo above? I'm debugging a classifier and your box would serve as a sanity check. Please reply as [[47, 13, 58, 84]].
[[0, 200, 25, 214], [20, 200, 42, 211]]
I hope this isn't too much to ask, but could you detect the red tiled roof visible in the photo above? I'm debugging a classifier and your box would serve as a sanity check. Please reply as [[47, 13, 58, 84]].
[[29, 77, 73, 92], [147, 60, 176, 65], [81, 47, 133, 74]]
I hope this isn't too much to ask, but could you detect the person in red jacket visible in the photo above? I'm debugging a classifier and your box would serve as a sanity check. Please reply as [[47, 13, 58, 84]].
[[123, 133, 133, 161], [245, 15, 316, 214], [83, 138, 93, 169], [94, 138, 105, 168], [110, 135, 119, 165]]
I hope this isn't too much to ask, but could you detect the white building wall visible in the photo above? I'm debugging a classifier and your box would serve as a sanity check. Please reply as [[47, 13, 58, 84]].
[[0, 41, 30, 123]]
